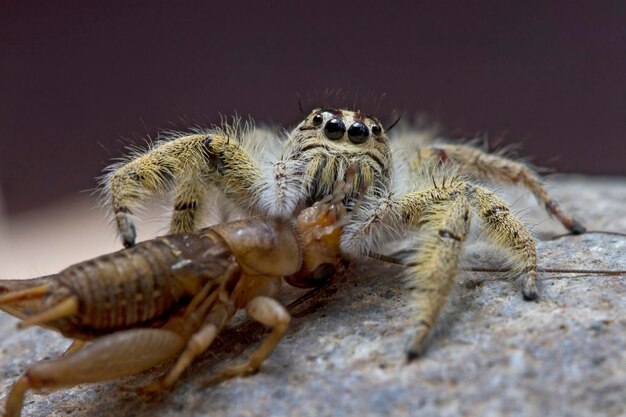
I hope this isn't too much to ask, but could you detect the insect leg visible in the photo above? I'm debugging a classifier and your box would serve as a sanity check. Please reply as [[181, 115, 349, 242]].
[[203, 296, 290, 386], [134, 300, 234, 393], [62, 339, 86, 356], [17, 297, 78, 329], [4, 328, 186, 417], [129, 323, 220, 394], [129, 264, 241, 393]]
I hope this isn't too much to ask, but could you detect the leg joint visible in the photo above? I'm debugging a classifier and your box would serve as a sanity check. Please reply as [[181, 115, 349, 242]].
[[482, 205, 509, 218]]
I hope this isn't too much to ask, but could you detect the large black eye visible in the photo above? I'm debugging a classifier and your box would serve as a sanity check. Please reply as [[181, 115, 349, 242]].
[[312, 113, 324, 126], [324, 118, 346, 140], [348, 122, 369, 144], [371, 124, 382, 135]]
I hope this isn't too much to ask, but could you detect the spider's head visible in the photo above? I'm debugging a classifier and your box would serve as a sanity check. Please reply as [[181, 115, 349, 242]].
[[289, 108, 394, 200], [295, 108, 390, 150]]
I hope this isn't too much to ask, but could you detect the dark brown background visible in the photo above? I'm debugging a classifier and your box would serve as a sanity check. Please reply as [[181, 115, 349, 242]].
[[1, 1, 625, 214]]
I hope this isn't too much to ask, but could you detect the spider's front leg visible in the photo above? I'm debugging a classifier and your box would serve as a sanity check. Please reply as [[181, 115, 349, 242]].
[[103, 130, 262, 247], [414, 144, 586, 234], [401, 194, 471, 360], [401, 181, 538, 358]]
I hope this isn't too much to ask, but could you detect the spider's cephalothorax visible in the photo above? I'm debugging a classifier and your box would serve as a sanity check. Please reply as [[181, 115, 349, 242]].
[[286, 108, 393, 207], [103, 107, 585, 358]]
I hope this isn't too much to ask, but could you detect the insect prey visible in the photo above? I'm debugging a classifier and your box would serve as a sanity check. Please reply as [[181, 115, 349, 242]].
[[0, 179, 350, 417]]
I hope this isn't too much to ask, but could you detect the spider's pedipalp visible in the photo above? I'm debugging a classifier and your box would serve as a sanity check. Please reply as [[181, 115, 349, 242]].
[[339, 186, 402, 256]]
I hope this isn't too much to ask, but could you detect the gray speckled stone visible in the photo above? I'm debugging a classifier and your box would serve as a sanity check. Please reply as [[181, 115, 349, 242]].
[[1, 176, 625, 417]]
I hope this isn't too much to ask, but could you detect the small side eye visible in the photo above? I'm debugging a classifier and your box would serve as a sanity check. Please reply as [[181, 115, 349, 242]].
[[312, 113, 324, 126], [372, 124, 382, 135]]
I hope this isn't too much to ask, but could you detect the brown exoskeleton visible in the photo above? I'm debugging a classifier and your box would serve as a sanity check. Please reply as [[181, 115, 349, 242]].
[[0, 183, 349, 417]]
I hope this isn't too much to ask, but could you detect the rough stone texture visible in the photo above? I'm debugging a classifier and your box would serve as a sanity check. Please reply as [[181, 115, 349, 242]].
[[0, 176, 625, 417]]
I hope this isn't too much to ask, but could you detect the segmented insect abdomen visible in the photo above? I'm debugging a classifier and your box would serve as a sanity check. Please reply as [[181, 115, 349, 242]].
[[57, 232, 231, 334]]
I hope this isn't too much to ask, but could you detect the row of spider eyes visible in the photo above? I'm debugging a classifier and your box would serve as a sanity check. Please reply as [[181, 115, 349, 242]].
[[311, 112, 382, 144]]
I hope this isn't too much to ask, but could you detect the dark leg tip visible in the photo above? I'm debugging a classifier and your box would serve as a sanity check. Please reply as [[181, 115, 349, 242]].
[[522, 287, 538, 301], [116, 212, 137, 248], [568, 219, 586, 235], [406, 349, 422, 363], [124, 225, 136, 248], [122, 229, 136, 248], [521, 274, 539, 301], [406, 343, 426, 363]]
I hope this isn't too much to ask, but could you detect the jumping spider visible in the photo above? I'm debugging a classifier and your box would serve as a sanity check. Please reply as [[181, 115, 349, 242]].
[[103, 108, 585, 358]]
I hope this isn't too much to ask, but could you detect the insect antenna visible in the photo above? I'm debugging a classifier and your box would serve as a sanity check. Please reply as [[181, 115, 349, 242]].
[[547, 230, 626, 240], [467, 267, 626, 276], [366, 243, 626, 276]]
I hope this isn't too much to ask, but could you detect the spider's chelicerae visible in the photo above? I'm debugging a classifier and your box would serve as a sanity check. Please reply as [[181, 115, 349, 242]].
[[102, 107, 585, 358]]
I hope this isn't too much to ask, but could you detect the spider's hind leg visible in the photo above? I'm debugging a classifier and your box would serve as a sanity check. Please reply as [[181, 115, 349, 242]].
[[415, 144, 585, 234]]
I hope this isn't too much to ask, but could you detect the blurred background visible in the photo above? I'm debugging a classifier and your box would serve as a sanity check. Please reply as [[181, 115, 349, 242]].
[[0, 1, 624, 275]]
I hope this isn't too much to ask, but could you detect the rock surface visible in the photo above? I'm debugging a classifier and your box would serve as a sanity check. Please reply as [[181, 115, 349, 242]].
[[0, 176, 625, 417]]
